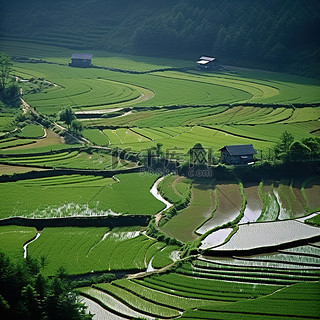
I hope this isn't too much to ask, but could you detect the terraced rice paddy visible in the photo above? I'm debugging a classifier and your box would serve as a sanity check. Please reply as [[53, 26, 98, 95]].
[[0, 129, 64, 152], [25, 227, 179, 276], [0, 41, 319, 319], [209, 220, 320, 253], [0, 114, 15, 133], [158, 174, 192, 206], [0, 172, 164, 218], [0, 149, 136, 170], [17, 124, 45, 138], [78, 253, 319, 320], [162, 180, 215, 242], [197, 183, 244, 234], [0, 225, 37, 260]]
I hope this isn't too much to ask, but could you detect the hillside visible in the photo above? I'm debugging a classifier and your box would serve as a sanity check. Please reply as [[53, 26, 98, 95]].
[[0, 0, 319, 77]]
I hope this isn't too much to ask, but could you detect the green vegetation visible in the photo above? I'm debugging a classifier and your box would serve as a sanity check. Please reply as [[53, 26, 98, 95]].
[[0, 226, 37, 261], [180, 281, 320, 319], [0, 172, 164, 218], [0, 138, 35, 149], [26, 227, 178, 276], [17, 124, 44, 138], [1, 0, 320, 76], [158, 174, 192, 206], [82, 129, 109, 146], [0, 149, 136, 170], [0, 2, 320, 320], [0, 253, 92, 320], [257, 181, 280, 221]]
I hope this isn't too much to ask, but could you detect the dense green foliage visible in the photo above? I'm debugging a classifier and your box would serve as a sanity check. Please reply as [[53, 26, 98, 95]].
[[0, 53, 20, 108], [0, 253, 92, 320], [1, 0, 319, 76]]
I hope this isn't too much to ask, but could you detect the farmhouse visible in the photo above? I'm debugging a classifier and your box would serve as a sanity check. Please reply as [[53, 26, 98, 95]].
[[220, 144, 257, 165], [197, 56, 219, 70], [69, 53, 93, 67]]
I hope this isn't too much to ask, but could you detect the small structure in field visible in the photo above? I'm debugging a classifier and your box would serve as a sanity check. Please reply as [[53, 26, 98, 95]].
[[220, 144, 257, 165], [69, 53, 93, 68], [197, 56, 220, 70]]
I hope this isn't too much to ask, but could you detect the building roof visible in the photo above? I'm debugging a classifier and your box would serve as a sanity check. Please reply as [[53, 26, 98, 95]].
[[199, 56, 216, 62], [220, 144, 257, 156], [197, 60, 210, 65], [71, 53, 93, 60]]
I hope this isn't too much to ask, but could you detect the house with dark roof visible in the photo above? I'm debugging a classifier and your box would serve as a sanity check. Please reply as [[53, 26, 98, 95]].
[[69, 53, 93, 68], [197, 56, 220, 70], [220, 144, 257, 165]]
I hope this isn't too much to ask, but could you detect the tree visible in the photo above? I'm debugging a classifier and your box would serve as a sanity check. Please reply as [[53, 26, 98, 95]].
[[59, 106, 75, 129], [21, 284, 42, 320], [0, 254, 93, 320], [289, 140, 311, 161], [301, 137, 320, 159], [2, 82, 21, 107], [0, 53, 13, 92], [70, 119, 83, 134], [275, 130, 294, 159], [156, 143, 163, 157], [188, 143, 207, 166]]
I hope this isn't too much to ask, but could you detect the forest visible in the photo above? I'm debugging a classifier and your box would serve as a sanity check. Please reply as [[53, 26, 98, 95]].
[[0, 0, 319, 77]]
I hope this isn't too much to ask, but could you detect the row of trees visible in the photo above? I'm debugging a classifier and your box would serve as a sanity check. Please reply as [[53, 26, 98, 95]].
[[274, 131, 320, 162], [0, 253, 92, 320], [2, 0, 319, 76], [0, 53, 20, 108]]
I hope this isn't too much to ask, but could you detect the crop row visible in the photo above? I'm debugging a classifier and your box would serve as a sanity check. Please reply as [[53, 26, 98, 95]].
[[78, 287, 154, 320], [25, 76, 141, 115], [16, 174, 109, 186], [178, 261, 319, 285], [93, 282, 180, 318], [24, 227, 179, 276], [0, 225, 37, 261], [0, 172, 164, 218], [135, 271, 279, 298], [195, 255, 320, 274], [1, 150, 136, 170], [179, 281, 320, 319], [0, 138, 36, 149]]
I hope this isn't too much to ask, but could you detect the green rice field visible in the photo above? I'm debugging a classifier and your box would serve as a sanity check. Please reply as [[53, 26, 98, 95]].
[[0, 40, 319, 320], [26, 226, 179, 276], [0, 172, 164, 218]]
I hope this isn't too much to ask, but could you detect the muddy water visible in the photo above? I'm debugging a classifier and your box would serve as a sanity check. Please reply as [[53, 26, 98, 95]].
[[291, 180, 307, 218], [274, 189, 291, 220], [304, 178, 320, 209], [239, 184, 263, 224], [81, 297, 127, 320], [200, 228, 233, 249], [197, 184, 242, 234]]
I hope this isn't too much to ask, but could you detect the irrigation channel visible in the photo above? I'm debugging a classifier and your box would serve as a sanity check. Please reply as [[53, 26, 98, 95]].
[[23, 232, 41, 258], [150, 176, 173, 226]]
